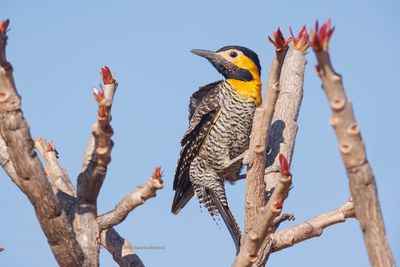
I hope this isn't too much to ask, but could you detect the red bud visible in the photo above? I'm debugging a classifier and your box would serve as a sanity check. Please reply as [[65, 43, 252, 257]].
[[152, 166, 164, 180], [0, 19, 9, 33], [268, 27, 291, 51], [289, 25, 310, 52], [101, 66, 113, 85], [279, 153, 290, 177], [310, 19, 335, 51], [0, 248, 4, 252], [46, 142, 59, 158]]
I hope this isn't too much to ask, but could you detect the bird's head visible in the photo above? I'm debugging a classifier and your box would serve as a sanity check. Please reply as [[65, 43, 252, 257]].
[[191, 46, 262, 106]]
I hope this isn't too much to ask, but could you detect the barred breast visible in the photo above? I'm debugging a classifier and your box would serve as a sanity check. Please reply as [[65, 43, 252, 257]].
[[189, 81, 256, 207]]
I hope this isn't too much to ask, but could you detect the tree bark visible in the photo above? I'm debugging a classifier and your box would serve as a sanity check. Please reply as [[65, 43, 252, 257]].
[[314, 49, 396, 267]]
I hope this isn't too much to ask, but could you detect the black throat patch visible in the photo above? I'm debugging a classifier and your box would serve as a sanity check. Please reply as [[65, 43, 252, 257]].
[[212, 60, 253, 81]]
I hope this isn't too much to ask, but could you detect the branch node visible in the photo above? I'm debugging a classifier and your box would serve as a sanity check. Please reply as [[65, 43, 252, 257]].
[[249, 230, 259, 241], [328, 116, 340, 127], [347, 123, 360, 135], [0, 91, 10, 103], [330, 98, 346, 111], [339, 143, 351, 154]]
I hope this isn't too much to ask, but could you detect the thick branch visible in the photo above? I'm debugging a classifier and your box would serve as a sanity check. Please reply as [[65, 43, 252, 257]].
[[244, 44, 288, 233], [270, 200, 355, 252], [314, 49, 395, 267], [233, 156, 292, 267], [101, 228, 145, 267], [251, 48, 307, 266], [264, 49, 305, 196], [0, 26, 83, 266], [97, 169, 164, 230], [0, 135, 21, 188]]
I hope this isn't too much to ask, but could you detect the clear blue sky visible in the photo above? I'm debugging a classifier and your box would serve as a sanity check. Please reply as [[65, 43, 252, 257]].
[[1, 1, 399, 266]]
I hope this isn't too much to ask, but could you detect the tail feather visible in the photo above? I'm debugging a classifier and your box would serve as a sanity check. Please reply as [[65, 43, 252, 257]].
[[207, 188, 242, 254], [171, 181, 194, 214]]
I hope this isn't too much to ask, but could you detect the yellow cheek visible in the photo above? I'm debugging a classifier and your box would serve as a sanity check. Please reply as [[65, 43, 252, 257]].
[[232, 56, 260, 80]]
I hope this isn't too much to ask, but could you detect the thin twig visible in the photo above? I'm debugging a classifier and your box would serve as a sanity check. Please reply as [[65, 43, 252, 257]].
[[270, 200, 355, 252], [97, 168, 164, 230]]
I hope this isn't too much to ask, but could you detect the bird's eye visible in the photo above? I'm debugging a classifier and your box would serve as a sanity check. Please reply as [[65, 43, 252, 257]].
[[230, 51, 238, 58]]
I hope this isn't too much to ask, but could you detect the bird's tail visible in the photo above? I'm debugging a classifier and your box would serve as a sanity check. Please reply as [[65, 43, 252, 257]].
[[171, 180, 194, 214], [207, 188, 242, 254]]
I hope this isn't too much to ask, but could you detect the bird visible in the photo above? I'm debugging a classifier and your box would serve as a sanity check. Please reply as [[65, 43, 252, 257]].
[[171, 45, 262, 253]]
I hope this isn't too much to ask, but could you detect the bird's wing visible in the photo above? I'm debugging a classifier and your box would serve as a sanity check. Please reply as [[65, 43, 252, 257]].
[[171, 81, 223, 214], [188, 80, 223, 120]]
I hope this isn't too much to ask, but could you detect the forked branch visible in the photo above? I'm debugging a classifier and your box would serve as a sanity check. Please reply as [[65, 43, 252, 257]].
[[0, 19, 84, 266], [233, 155, 292, 267], [255, 27, 310, 266]]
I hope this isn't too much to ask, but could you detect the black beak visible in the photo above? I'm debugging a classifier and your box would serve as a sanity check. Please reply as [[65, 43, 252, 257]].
[[190, 49, 217, 60]]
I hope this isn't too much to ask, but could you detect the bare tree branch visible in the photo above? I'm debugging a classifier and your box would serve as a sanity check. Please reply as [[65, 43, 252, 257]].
[[244, 28, 289, 234], [310, 20, 396, 267], [253, 29, 310, 266], [0, 135, 21, 188], [234, 155, 292, 267], [34, 138, 76, 197], [264, 31, 308, 199], [73, 67, 118, 266], [77, 68, 117, 203], [0, 19, 163, 267], [0, 20, 84, 266], [97, 167, 164, 230], [270, 200, 355, 252], [101, 228, 145, 267]]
